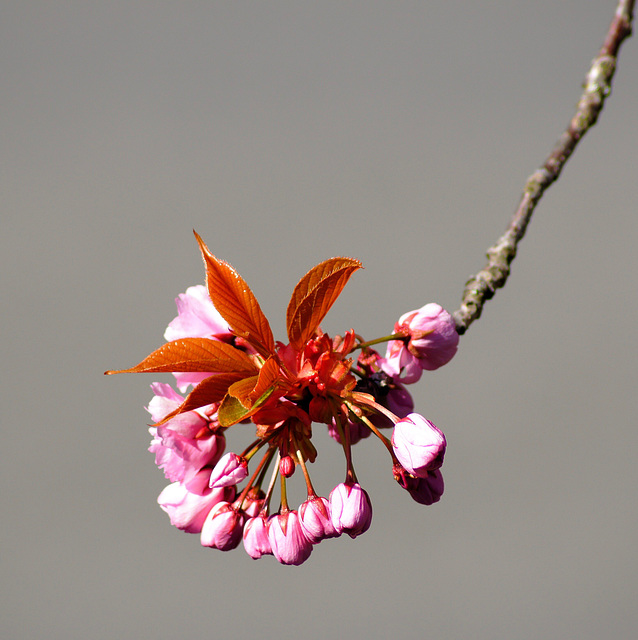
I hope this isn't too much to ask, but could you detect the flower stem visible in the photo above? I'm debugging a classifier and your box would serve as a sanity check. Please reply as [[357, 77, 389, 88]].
[[261, 451, 281, 516], [357, 414, 395, 457], [241, 437, 265, 461], [235, 445, 276, 507], [330, 398, 357, 483], [355, 333, 404, 351], [280, 473, 289, 513], [292, 434, 317, 499], [350, 391, 401, 425]]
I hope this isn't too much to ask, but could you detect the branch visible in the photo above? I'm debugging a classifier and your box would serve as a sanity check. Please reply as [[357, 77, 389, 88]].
[[453, 0, 635, 335]]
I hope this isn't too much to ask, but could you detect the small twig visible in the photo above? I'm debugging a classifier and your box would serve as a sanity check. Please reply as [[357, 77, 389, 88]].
[[453, 0, 635, 335]]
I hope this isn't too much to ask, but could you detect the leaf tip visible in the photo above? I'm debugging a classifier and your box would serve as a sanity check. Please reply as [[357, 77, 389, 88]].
[[193, 229, 210, 258]]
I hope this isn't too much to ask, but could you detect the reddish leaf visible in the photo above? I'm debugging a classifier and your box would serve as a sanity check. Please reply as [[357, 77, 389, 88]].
[[104, 337, 258, 376], [227, 375, 259, 408], [224, 359, 285, 406], [154, 372, 246, 425], [218, 383, 277, 427], [194, 231, 275, 358], [217, 359, 285, 427], [286, 257, 362, 349], [249, 356, 288, 402]]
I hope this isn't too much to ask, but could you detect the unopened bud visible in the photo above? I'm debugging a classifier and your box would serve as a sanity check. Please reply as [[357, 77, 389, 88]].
[[406, 470, 445, 505], [392, 413, 446, 477], [209, 452, 248, 488], [279, 455, 295, 478], [243, 515, 273, 559], [268, 511, 313, 566], [200, 502, 245, 551], [299, 496, 339, 543], [329, 482, 373, 539]]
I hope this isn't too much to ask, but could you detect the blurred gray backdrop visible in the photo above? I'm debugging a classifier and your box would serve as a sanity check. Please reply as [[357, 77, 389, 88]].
[[2, 2, 637, 639]]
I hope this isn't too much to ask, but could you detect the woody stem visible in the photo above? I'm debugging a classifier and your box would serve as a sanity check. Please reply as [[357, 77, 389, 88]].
[[452, 0, 635, 334]]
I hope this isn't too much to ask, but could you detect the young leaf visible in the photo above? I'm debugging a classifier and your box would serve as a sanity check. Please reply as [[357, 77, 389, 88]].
[[153, 372, 246, 425], [105, 338, 258, 376], [218, 382, 277, 427], [228, 358, 284, 402], [226, 375, 259, 408], [217, 395, 252, 427], [249, 356, 287, 403], [194, 231, 275, 358], [286, 257, 362, 349]]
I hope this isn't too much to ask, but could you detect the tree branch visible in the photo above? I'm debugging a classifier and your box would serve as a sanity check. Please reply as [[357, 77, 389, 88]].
[[453, 0, 635, 335]]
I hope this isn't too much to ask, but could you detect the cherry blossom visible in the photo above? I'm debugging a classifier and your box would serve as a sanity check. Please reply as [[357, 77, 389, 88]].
[[107, 232, 456, 564]]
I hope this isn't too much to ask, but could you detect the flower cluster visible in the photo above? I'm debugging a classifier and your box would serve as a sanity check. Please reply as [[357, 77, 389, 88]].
[[106, 233, 458, 565]]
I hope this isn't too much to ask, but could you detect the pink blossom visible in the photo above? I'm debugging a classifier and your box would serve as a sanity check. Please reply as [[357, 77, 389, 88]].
[[147, 383, 225, 484], [163, 285, 233, 391], [110, 238, 457, 562], [299, 496, 339, 544], [147, 382, 187, 422], [243, 515, 273, 559], [240, 488, 266, 518], [392, 413, 446, 477], [380, 341, 423, 384], [200, 502, 246, 551], [268, 511, 313, 566], [164, 285, 231, 342], [383, 304, 458, 380], [329, 482, 373, 539], [208, 452, 248, 489], [407, 469, 445, 505], [405, 304, 458, 370], [157, 470, 234, 534]]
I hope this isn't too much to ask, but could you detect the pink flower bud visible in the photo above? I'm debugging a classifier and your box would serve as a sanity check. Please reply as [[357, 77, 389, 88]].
[[200, 502, 246, 551], [241, 487, 266, 518], [407, 469, 445, 505], [329, 482, 373, 539], [299, 497, 339, 544], [267, 511, 313, 566], [392, 413, 446, 477], [243, 515, 273, 559], [209, 452, 248, 488], [397, 303, 459, 371], [279, 455, 295, 478], [381, 341, 423, 384]]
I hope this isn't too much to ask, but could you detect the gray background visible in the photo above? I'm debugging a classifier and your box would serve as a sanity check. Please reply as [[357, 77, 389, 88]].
[[3, 2, 637, 639]]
